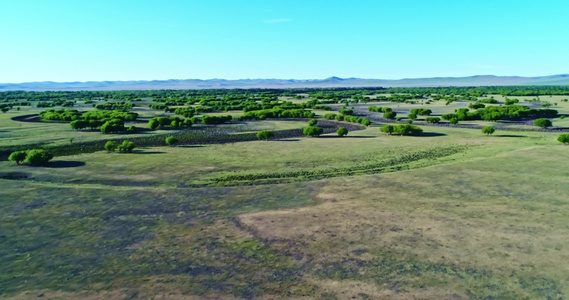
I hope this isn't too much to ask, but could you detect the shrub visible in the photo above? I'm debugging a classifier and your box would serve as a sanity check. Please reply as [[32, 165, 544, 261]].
[[117, 140, 136, 152], [24, 149, 54, 166], [560, 115, 566, 119], [482, 126, 495, 135], [8, 151, 27, 165], [165, 136, 179, 146], [256, 130, 275, 140], [534, 118, 552, 128], [558, 134, 569, 144], [308, 119, 318, 126], [395, 117, 402, 122], [449, 118, 459, 125], [407, 113, 417, 120], [303, 126, 323, 137], [126, 125, 137, 133], [336, 127, 348, 136], [104, 141, 118, 152]]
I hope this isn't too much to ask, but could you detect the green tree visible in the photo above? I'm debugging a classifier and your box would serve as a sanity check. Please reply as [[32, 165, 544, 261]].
[[408, 113, 417, 120], [336, 127, 348, 136], [380, 124, 394, 135], [126, 125, 137, 133], [256, 130, 275, 140], [104, 141, 118, 152], [303, 126, 323, 137], [308, 119, 318, 126], [558, 134, 569, 144], [482, 126, 495, 135], [8, 151, 27, 165], [383, 111, 397, 119], [165, 136, 179, 146], [24, 149, 54, 166], [449, 118, 459, 125], [534, 118, 552, 128]]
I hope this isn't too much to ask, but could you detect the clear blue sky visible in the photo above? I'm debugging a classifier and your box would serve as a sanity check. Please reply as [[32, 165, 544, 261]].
[[1, 0, 568, 83]]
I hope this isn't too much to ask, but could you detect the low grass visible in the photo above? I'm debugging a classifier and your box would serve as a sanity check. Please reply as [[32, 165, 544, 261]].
[[1, 100, 569, 298]]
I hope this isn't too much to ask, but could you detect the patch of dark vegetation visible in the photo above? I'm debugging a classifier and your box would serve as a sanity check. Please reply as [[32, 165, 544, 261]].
[[210, 145, 469, 186], [0, 172, 29, 180], [44, 161, 86, 168]]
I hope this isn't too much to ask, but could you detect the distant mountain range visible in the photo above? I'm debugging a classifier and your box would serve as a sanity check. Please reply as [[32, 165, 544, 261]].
[[2, 75, 569, 91]]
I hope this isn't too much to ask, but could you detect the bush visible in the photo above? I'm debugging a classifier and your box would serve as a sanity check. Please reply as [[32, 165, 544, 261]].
[[256, 130, 275, 140], [560, 115, 566, 119], [425, 117, 440, 123], [303, 126, 323, 137], [383, 111, 397, 119], [482, 126, 495, 135], [126, 125, 137, 133], [534, 118, 552, 128], [308, 119, 318, 126], [395, 117, 402, 122], [336, 127, 348, 136], [8, 151, 27, 165], [558, 134, 569, 144], [117, 140, 136, 152], [407, 113, 417, 120], [148, 118, 159, 130], [24, 149, 54, 166], [449, 118, 459, 125], [393, 124, 423, 136], [104, 141, 118, 152], [165, 136, 179, 146]]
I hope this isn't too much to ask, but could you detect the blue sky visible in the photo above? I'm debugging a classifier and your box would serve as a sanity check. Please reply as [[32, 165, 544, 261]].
[[1, 0, 568, 83]]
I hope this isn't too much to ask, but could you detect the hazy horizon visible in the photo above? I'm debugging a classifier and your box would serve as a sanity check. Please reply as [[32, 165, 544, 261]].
[[2, 0, 568, 83]]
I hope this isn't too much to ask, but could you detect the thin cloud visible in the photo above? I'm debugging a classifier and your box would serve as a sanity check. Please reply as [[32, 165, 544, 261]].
[[263, 18, 292, 24]]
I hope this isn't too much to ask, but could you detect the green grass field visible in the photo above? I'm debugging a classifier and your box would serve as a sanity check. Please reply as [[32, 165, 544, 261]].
[[1, 93, 569, 299]]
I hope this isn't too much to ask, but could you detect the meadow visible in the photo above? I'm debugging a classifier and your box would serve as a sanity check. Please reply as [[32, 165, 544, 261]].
[[1, 87, 568, 299]]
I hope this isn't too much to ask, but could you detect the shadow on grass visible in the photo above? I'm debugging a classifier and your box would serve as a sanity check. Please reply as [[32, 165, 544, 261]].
[[131, 151, 167, 154], [318, 135, 375, 139], [414, 132, 447, 137], [275, 139, 300, 142], [45, 161, 86, 168], [177, 145, 204, 148], [494, 134, 527, 138]]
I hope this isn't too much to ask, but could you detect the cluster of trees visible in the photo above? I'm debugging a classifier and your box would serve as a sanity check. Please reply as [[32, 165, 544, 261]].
[[302, 119, 323, 137], [104, 140, 136, 152], [40, 109, 82, 121], [37, 100, 75, 108], [410, 108, 432, 116], [338, 107, 354, 115], [478, 97, 499, 104], [441, 105, 557, 122], [367, 106, 392, 113], [322, 113, 371, 126], [380, 124, 423, 136], [202, 115, 233, 124], [148, 116, 193, 130], [174, 107, 195, 118], [93, 101, 134, 110], [8, 149, 54, 166], [425, 117, 441, 123], [239, 108, 315, 120], [504, 98, 520, 105]]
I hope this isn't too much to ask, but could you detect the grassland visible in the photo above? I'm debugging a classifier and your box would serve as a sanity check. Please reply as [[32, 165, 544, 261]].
[[1, 91, 569, 299]]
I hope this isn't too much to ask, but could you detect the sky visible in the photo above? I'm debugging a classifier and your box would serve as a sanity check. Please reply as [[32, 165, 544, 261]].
[[1, 0, 568, 83]]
